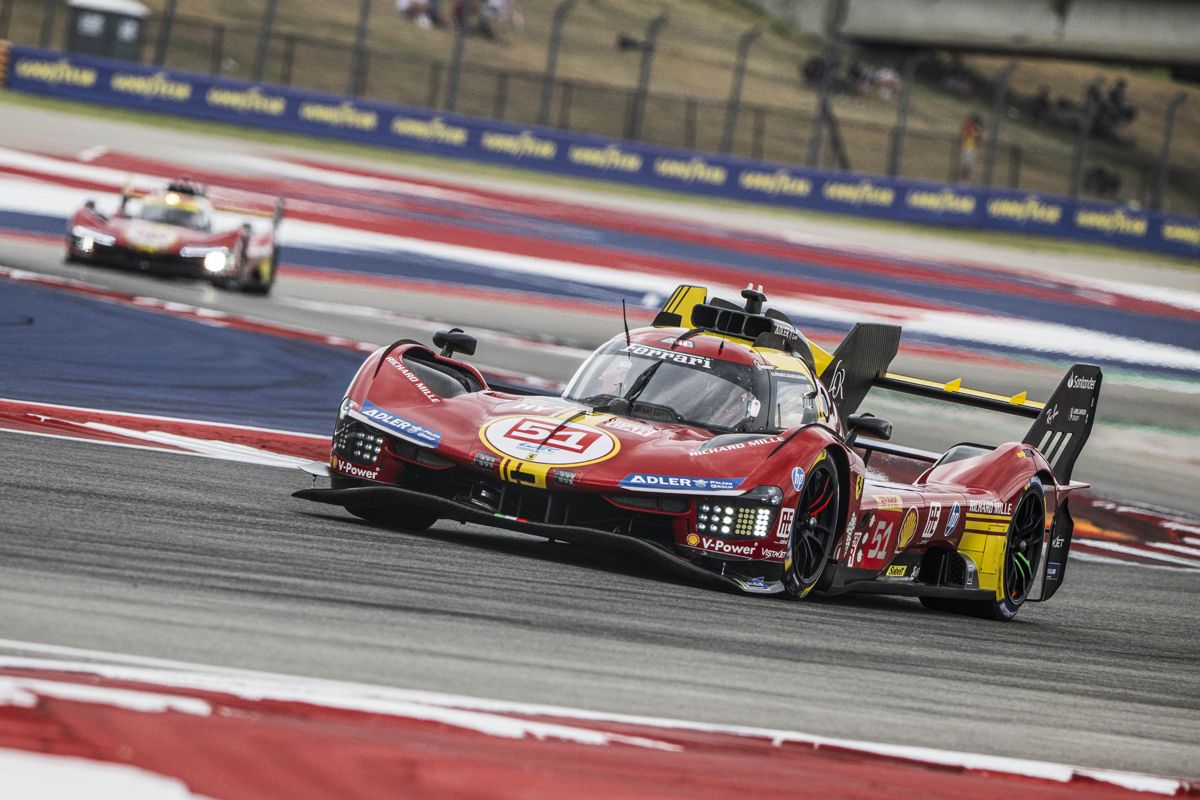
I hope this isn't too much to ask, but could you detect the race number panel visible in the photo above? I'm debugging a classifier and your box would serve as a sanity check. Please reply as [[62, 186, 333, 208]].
[[481, 416, 619, 466]]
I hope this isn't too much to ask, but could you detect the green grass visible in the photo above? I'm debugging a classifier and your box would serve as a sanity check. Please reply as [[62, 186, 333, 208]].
[[3, 89, 1196, 270]]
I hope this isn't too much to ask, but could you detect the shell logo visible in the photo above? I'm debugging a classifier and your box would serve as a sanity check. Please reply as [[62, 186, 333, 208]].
[[897, 508, 919, 550]]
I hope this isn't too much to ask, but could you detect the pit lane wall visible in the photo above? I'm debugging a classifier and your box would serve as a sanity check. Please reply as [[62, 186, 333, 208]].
[[5, 44, 1199, 260]]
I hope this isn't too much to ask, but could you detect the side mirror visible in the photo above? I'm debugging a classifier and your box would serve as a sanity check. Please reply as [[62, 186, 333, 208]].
[[433, 328, 477, 358], [847, 413, 892, 443]]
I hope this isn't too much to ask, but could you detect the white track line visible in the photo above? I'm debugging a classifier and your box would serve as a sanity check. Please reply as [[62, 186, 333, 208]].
[[1, 749, 210, 800], [1072, 539, 1200, 568]]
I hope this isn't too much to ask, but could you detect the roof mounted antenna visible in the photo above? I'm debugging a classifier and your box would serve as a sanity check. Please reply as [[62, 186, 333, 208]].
[[741, 283, 767, 315], [622, 298, 631, 346]]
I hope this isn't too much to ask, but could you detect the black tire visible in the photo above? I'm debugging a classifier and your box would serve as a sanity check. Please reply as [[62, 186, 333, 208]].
[[212, 231, 250, 291], [920, 481, 1045, 621], [241, 246, 278, 296], [331, 476, 439, 532], [782, 456, 841, 599]]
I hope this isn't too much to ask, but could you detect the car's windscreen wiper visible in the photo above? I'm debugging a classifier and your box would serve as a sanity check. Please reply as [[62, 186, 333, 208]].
[[622, 359, 665, 408]]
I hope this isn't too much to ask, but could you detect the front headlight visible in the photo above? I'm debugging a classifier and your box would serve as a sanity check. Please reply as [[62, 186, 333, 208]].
[[696, 486, 782, 537], [203, 250, 230, 273], [179, 245, 232, 273], [71, 225, 115, 247]]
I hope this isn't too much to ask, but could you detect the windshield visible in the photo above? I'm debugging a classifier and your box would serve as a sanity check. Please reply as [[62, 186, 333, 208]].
[[137, 201, 210, 230], [564, 339, 770, 431]]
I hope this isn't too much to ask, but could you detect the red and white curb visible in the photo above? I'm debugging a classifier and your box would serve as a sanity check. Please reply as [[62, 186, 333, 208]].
[[0, 640, 1194, 799]]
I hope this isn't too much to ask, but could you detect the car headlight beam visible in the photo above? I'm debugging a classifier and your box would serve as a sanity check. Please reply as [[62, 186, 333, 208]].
[[203, 250, 230, 273], [71, 225, 115, 248]]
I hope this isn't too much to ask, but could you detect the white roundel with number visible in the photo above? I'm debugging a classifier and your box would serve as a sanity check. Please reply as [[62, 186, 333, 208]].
[[481, 416, 619, 466]]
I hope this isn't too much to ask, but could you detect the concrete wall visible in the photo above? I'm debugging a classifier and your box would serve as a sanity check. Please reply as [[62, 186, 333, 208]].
[[754, 0, 1200, 65]]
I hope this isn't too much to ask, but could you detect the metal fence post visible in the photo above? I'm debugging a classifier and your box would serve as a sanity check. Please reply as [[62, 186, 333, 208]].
[[684, 99, 697, 149], [751, 106, 765, 160], [1152, 92, 1187, 212], [807, 48, 836, 168], [1, 0, 14, 41], [252, 0, 278, 82], [1069, 77, 1103, 199], [886, 52, 925, 177], [426, 62, 443, 107], [281, 35, 296, 85], [210, 24, 225, 74], [1008, 144, 1022, 189], [626, 13, 667, 140], [557, 80, 574, 129], [538, 0, 578, 126], [39, 0, 57, 47], [719, 24, 761, 154], [982, 60, 1017, 187], [493, 72, 509, 119], [153, 0, 179, 65], [445, 20, 468, 111], [348, 0, 372, 96]]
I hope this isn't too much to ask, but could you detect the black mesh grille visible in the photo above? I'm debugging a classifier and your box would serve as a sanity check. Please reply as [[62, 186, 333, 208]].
[[398, 463, 675, 544]]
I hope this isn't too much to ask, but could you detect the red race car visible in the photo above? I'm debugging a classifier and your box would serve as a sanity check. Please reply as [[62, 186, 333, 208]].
[[295, 285, 1101, 620], [65, 178, 283, 294]]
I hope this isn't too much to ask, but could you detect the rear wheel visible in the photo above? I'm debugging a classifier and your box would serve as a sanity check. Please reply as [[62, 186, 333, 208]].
[[331, 476, 439, 532], [920, 482, 1045, 620], [782, 457, 840, 599]]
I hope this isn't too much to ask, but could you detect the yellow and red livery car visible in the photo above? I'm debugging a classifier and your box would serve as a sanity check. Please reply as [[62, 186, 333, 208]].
[[295, 285, 1101, 620], [65, 178, 284, 295]]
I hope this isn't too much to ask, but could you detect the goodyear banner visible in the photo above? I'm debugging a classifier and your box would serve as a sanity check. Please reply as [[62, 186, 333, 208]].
[[6, 45, 1197, 260]]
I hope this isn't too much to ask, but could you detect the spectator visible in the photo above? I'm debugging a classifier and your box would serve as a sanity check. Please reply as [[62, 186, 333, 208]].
[[1108, 77, 1136, 124], [453, 0, 480, 32], [1083, 165, 1121, 199], [479, 0, 522, 42], [396, 0, 443, 28], [958, 112, 984, 182], [1031, 85, 1050, 122], [868, 65, 900, 100]]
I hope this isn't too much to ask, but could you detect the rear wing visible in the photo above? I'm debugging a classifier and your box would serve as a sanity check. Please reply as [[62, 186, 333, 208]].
[[809, 328, 1100, 485]]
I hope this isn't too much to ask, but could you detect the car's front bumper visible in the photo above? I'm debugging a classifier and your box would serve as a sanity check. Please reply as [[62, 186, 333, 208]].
[[293, 483, 786, 594]]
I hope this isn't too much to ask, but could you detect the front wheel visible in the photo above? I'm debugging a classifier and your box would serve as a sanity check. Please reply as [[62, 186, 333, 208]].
[[782, 456, 840, 599], [241, 246, 278, 296]]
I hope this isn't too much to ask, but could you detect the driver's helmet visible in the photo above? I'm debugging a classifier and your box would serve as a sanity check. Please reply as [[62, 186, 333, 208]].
[[665, 375, 758, 428]]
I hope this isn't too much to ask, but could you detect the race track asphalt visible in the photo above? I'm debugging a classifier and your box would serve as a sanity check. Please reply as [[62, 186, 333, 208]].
[[1, 98, 1198, 784], [2, 430, 1197, 778]]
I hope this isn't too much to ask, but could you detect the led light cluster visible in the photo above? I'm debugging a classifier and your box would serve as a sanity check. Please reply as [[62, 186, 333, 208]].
[[334, 424, 385, 465], [696, 502, 774, 537], [697, 503, 735, 535], [736, 506, 773, 538]]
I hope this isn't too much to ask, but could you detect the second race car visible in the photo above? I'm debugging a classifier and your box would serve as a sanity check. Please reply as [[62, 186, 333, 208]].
[[65, 178, 284, 295], [294, 285, 1102, 620]]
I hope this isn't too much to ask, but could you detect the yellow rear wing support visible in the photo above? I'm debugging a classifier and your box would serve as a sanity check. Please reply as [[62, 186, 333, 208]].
[[874, 372, 1044, 419]]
